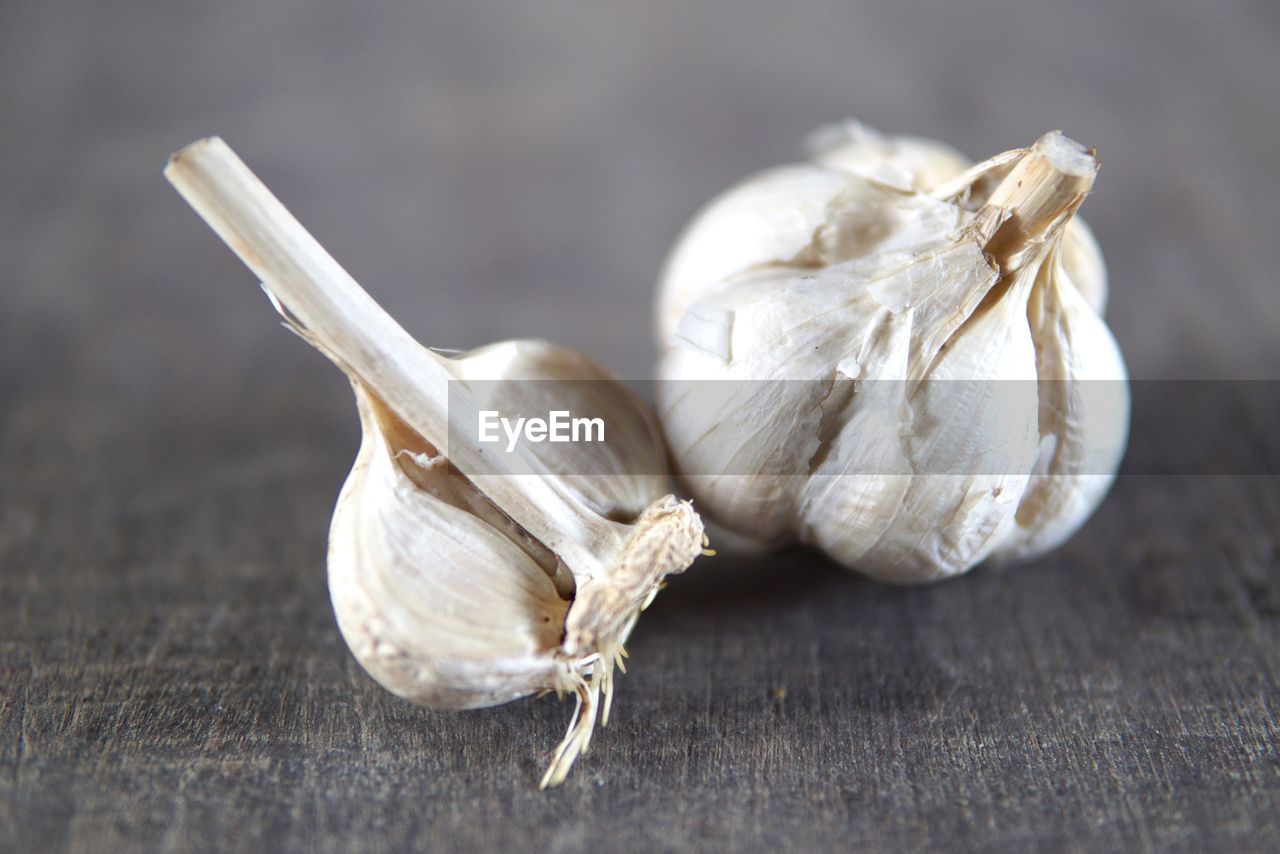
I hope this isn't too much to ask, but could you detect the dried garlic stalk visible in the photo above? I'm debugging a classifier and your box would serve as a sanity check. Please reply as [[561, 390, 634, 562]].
[[166, 137, 706, 786]]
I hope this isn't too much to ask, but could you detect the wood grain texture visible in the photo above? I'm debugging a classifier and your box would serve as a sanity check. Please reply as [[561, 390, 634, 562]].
[[1, 0, 1278, 850]]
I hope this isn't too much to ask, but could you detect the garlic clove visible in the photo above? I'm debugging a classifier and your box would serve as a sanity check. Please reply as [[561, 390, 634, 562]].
[[1057, 216, 1109, 316], [846, 267, 1041, 581], [655, 164, 855, 344], [655, 147, 978, 348], [166, 137, 706, 787], [329, 387, 570, 710], [988, 249, 1129, 561], [658, 266, 902, 544]]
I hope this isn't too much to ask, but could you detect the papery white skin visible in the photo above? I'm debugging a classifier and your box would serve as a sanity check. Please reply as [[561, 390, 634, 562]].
[[330, 339, 682, 710], [656, 127, 1128, 582], [325, 340, 706, 787], [656, 121, 1108, 344], [166, 139, 706, 789]]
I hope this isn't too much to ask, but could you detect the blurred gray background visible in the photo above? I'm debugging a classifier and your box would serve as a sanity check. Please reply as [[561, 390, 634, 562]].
[[2, 1, 1278, 852], [4, 0, 1278, 385]]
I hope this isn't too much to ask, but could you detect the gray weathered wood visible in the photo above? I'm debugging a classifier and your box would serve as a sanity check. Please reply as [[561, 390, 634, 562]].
[[1, 0, 1277, 850]]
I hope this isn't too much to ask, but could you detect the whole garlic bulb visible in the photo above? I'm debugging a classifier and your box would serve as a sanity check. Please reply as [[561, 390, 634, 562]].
[[655, 128, 1128, 582], [167, 138, 707, 787]]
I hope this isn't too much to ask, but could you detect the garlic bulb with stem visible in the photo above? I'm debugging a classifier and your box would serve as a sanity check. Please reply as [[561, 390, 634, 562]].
[[809, 121, 1110, 316], [166, 137, 707, 787], [655, 129, 1128, 582], [657, 121, 1108, 343]]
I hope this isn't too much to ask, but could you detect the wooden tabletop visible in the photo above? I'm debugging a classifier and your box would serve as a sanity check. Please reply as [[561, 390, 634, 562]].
[[2, 1, 1277, 850]]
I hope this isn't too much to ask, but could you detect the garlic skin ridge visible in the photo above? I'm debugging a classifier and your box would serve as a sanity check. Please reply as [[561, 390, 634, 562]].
[[166, 137, 707, 788], [656, 120, 1108, 346], [655, 127, 1129, 582]]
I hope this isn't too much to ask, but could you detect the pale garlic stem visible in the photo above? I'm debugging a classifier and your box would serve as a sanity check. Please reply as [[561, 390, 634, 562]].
[[165, 137, 455, 439], [982, 131, 1097, 271], [164, 137, 606, 572]]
